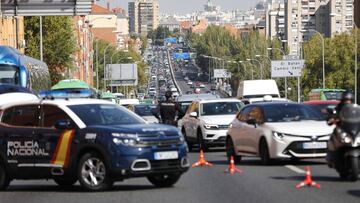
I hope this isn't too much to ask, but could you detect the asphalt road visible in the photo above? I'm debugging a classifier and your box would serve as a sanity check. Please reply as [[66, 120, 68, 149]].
[[1, 151, 359, 203]]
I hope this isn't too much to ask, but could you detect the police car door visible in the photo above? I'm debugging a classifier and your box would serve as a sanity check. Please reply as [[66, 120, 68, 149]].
[[33, 104, 76, 173], [0, 104, 41, 177]]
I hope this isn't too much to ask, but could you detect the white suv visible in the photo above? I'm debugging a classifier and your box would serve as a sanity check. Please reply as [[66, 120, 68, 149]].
[[181, 99, 243, 151]]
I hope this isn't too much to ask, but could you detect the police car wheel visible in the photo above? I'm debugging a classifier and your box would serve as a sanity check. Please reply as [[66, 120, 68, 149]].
[[147, 173, 181, 187], [53, 177, 77, 186], [78, 152, 113, 191], [0, 163, 10, 190]]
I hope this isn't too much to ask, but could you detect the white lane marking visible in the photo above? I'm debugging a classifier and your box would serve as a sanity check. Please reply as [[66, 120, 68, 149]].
[[285, 165, 306, 174]]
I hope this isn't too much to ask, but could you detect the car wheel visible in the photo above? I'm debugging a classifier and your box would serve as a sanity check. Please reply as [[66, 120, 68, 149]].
[[225, 136, 241, 164], [53, 177, 77, 186], [197, 130, 208, 152], [77, 152, 113, 191], [259, 138, 271, 165], [182, 128, 193, 152], [0, 163, 10, 190], [147, 173, 181, 187]]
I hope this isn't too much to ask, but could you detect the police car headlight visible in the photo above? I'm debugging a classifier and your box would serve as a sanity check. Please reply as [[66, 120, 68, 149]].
[[112, 133, 139, 146]]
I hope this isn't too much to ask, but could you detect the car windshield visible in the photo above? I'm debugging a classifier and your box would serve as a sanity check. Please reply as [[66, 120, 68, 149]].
[[324, 91, 343, 100], [201, 102, 241, 116], [68, 104, 145, 126], [263, 104, 323, 122], [134, 105, 156, 116], [0, 65, 20, 85], [307, 104, 337, 120]]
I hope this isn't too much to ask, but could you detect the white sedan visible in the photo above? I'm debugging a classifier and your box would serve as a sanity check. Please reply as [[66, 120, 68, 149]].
[[226, 102, 334, 165]]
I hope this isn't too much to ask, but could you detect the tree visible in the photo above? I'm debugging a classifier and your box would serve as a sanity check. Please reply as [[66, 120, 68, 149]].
[[24, 16, 76, 85]]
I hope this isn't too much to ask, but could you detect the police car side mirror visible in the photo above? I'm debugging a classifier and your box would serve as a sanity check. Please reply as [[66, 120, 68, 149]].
[[55, 119, 74, 130]]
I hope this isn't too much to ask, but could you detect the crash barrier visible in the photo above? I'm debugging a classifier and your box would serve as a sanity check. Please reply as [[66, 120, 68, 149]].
[[167, 49, 182, 95]]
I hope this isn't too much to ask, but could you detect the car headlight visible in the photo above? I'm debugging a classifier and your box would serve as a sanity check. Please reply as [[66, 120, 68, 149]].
[[112, 133, 139, 146], [204, 124, 218, 129], [355, 136, 360, 144], [273, 132, 285, 140]]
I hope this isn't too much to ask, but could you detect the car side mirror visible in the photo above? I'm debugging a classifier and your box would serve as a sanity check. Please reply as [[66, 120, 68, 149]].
[[55, 119, 74, 130], [190, 112, 198, 118], [247, 118, 257, 127]]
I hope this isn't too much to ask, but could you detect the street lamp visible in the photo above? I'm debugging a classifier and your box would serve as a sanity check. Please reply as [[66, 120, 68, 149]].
[[301, 29, 325, 89], [247, 58, 263, 79], [103, 44, 113, 91], [267, 48, 289, 98], [267, 47, 286, 57]]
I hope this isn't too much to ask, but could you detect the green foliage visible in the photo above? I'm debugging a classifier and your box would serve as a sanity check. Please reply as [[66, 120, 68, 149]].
[[24, 16, 76, 85], [302, 30, 359, 100]]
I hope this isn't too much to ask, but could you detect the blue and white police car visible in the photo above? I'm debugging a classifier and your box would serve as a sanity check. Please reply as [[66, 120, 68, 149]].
[[0, 98, 189, 191]]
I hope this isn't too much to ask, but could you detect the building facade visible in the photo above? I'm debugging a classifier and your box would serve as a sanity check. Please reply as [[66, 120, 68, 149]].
[[284, 0, 353, 56], [128, 0, 159, 36], [329, 0, 355, 36], [0, 17, 25, 53]]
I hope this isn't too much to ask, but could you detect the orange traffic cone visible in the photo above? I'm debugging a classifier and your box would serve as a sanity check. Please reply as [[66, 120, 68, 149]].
[[192, 150, 213, 167], [224, 156, 242, 174], [296, 166, 320, 189]]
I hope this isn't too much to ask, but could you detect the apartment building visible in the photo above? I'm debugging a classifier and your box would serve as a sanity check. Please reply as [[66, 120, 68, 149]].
[[0, 17, 25, 53], [128, 0, 159, 36], [329, 0, 355, 36]]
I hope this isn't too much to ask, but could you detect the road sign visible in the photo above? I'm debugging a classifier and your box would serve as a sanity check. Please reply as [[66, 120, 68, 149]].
[[271, 60, 305, 78], [105, 64, 138, 86], [213, 69, 231, 78]]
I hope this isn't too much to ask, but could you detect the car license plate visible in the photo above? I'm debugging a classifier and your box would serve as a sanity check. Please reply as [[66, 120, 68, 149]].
[[154, 151, 178, 160], [302, 142, 327, 149]]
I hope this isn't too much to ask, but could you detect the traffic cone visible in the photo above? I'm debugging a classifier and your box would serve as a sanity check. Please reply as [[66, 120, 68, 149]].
[[192, 150, 213, 167], [224, 156, 242, 174], [296, 166, 320, 189]]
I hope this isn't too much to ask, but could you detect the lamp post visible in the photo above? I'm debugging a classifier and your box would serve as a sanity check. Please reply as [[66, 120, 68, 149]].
[[267, 47, 288, 98], [247, 58, 263, 79], [103, 44, 112, 91], [86, 16, 112, 89], [301, 29, 325, 89], [355, 25, 358, 104]]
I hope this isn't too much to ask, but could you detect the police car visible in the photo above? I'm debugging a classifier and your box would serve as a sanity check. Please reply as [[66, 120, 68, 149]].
[[0, 98, 189, 191]]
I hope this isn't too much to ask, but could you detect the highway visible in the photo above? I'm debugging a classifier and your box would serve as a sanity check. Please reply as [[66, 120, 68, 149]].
[[1, 151, 359, 203]]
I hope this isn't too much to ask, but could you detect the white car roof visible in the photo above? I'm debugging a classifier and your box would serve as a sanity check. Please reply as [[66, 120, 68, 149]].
[[197, 98, 242, 104], [0, 98, 113, 110], [0, 93, 38, 107]]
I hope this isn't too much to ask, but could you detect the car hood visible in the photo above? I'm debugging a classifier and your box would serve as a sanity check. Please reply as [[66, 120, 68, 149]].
[[89, 124, 179, 136], [264, 121, 333, 136], [201, 115, 236, 125], [142, 116, 159, 123]]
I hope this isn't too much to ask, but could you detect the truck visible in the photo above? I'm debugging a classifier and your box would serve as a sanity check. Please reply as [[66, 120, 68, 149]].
[[237, 79, 284, 104]]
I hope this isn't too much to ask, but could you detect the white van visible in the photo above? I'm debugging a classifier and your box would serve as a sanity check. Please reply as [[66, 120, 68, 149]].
[[237, 80, 285, 104]]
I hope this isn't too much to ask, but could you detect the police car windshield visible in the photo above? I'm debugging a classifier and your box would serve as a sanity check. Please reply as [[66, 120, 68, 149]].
[[69, 104, 145, 126]]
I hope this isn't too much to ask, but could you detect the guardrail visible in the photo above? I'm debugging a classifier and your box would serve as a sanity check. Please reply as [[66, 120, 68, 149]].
[[166, 49, 182, 95]]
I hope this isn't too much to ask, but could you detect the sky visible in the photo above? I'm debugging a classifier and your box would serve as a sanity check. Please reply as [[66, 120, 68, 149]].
[[98, 0, 259, 14]]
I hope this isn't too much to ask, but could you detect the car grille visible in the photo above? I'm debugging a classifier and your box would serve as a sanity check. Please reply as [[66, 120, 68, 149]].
[[283, 141, 327, 155], [217, 125, 229, 130], [138, 138, 182, 147], [150, 159, 182, 172]]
